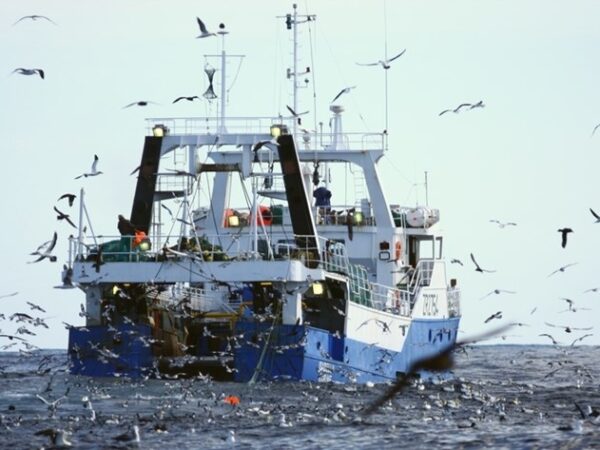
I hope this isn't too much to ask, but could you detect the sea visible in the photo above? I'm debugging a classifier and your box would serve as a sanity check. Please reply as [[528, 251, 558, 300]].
[[0, 345, 598, 449]]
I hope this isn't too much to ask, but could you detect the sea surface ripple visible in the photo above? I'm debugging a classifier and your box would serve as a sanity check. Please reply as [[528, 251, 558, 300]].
[[0, 345, 598, 449]]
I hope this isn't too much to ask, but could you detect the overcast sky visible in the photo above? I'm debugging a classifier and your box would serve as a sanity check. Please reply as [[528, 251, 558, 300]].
[[2, 0, 600, 349]]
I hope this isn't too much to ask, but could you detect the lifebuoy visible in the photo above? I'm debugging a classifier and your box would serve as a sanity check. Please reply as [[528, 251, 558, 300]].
[[395, 241, 402, 261], [250, 205, 273, 226]]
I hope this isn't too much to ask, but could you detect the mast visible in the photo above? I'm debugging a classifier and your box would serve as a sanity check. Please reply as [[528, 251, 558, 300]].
[[282, 4, 315, 138], [218, 24, 228, 133]]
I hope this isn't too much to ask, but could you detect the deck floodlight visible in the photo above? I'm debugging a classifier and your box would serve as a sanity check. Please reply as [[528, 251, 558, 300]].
[[138, 239, 151, 252], [353, 211, 364, 225], [312, 282, 324, 295], [152, 124, 169, 137], [227, 215, 240, 227], [270, 124, 288, 138]]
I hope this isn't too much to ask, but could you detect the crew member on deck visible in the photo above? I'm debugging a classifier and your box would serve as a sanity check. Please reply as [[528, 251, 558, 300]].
[[313, 185, 332, 224]]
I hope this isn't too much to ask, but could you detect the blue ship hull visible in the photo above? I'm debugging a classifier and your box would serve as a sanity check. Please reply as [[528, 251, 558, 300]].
[[68, 317, 460, 382]]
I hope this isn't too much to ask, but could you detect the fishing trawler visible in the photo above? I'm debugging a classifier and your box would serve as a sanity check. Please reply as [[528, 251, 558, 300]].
[[64, 5, 461, 382]]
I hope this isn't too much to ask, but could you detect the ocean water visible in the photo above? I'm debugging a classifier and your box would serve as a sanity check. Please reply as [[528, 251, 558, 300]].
[[0, 345, 598, 449]]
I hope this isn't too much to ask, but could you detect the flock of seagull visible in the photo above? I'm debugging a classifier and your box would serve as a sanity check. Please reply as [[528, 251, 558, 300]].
[[3, 9, 599, 448], [450, 207, 599, 347]]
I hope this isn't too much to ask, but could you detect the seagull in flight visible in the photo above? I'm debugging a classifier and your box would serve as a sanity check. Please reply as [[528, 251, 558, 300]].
[[583, 287, 600, 293], [547, 262, 577, 277], [479, 289, 516, 300], [75, 154, 102, 179], [12, 68, 44, 79], [591, 123, 600, 137], [489, 219, 517, 228], [57, 193, 76, 207], [122, 100, 159, 109], [470, 253, 496, 273], [196, 17, 216, 38], [545, 322, 593, 333], [439, 103, 472, 116], [53, 206, 76, 228], [356, 49, 406, 69], [484, 311, 503, 323], [590, 208, 600, 223], [173, 95, 200, 103], [13, 15, 57, 25], [450, 258, 463, 266], [29, 232, 58, 263], [26, 301, 46, 313], [539, 333, 560, 345], [570, 334, 593, 346], [331, 86, 356, 103], [557, 227, 573, 248], [560, 297, 575, 311]]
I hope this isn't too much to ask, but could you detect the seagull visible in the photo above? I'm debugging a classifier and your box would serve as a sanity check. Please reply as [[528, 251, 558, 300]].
[[479, 289, 516, 300], [286, 105, 309, 124], [583, 287, 600, 293], [560, 297, 575, 311], [26, 301, 46, 313], [547, 262, 577, 277], [34, 429, 72, 448], [13, 15, 57, 25], [362, 323, 514, 415], [122, 100, 158, 108], [12, 68, 44, 79], [489, 219, 517, 228], [29, 232, 58, 263], [75, 154, 102, 179], [114, 425, 141, 443], [0, 292, 18, 300], [55, 264, 74, 289], [196, 17, 216, 38], [450, 258, 463, 266], [57, 193, 76, 207], [590, 208, 600, 223], [539, 333, 560, 345], [592, 123, 600, 137], [53, 206, 76, 228], [484, 311, 503, 323], [470, 253, 496, 273], [557, 228, 573, 248], [173, 95, 200, 103], [331, 86, 356, 104], [439, 103, 472, 116], [545, 322, 593, 333], [161, 204, 174, 218], [0, 334, 26, 342], [356, 49, 406, 69], [570, 334, 593, 346]]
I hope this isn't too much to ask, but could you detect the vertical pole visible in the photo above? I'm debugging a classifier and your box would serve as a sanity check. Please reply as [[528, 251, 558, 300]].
[[219, 35, 227, 133], [424, 171, 429, 206], [77, 188, 85, 258], [252, 177, 259, 258], [383, 0, 389, 152], [292, 3, 298, 138]]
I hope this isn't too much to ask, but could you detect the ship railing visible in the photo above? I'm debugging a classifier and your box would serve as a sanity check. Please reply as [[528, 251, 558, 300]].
[[186, 286, 240, 313], [447, 288, 461, 317], [69, 234, 240, 264], [222, 203, 375, 228], [146, 117, 384, 150], [150, 286, 240, 314], [409, 259, 435, 288]]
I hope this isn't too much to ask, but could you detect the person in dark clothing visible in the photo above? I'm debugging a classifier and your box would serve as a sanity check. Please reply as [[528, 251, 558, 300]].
[[313, 186, 332, 224], [117, 214, 136, 235]]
